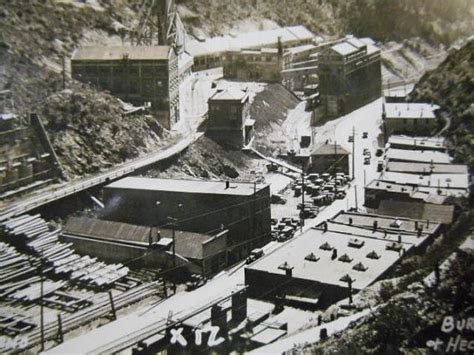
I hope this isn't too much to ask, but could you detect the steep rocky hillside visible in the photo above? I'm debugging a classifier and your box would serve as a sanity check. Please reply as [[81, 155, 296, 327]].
[[410, 40, 474, 169], [181, 0, 473, 44], [37, 86, 172, 178], [0, 1, 177, 178], [145, 136, 259, 181], [250, 84, 300, 154]]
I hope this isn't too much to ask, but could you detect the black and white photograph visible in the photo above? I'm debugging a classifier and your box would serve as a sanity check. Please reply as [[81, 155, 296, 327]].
[[0, 0, 472, 353]]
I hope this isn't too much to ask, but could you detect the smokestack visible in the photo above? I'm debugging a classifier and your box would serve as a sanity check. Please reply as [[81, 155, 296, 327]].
[[225, 181, 230, 189], [373, 220, 378, 232], [285, 268, 292, 277], [349, 217, 353, 225], [332, 248, 338, 260]]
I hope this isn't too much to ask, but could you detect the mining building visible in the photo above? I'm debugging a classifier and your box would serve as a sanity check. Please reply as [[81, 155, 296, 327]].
[[71, 46, 179, 130], [318, 37, 382, 118]]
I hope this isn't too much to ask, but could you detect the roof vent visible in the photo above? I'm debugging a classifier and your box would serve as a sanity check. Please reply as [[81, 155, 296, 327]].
[[305, 253, 319, 262], [278, 261, 293, 271], [366, 250, 380, 259], [339, 274, 354, 283], [319, 242, 332, 251], [353, 262, 368, 272], [348, 238, 365, 248], [338, 253, 353, 263]]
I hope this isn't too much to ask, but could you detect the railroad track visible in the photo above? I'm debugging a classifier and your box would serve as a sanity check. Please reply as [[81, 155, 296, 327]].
[[4, 281, 162, 352]]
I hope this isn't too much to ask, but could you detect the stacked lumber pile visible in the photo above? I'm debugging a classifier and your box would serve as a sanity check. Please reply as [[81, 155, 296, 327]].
[[0, 214, 129, 289], [0, 242, 41, 298]]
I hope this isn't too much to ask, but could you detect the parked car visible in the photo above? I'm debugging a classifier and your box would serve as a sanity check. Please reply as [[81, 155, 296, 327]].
[[364, 157, 371, 165], [271, 194, 287, 204], [348, 135, 353, 142], [362, 132, 368, 138], [377, 160, 384, 172], [363, 148, 370, 156], [186, 274, 207, 291], [376, 148, 384, 157], [246, 248, 264, 264]]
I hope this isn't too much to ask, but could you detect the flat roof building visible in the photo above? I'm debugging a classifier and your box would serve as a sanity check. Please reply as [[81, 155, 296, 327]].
[[385, 148, 451, 164], [71, 46, 179, 130], [387, 135, 447, 152], [383, 103, 439, 137], [386, 161, 468, 175], [103, 177, 271, 263], [245, 211, 441, 309], [318, 36, 381, 118], [207, 87, 254, 149]]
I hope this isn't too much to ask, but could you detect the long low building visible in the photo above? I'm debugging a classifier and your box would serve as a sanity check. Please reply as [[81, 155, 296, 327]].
[[381, 171, 469, 190], [385, 148, 452, 164], [62, 217, 228, 276], [102, 177, 271, 263], [386, 161, 468, 175], [383, 103, 440, 136], [387, 135, 447, 152], [245, 211, 441, 309]]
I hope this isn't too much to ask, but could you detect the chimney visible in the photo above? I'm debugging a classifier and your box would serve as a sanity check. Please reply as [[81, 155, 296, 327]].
[[417, 228, 422, 238], [415, 221, 418, 230], [211, 304, 227, 331], [373, 220, 378, 232], [231, 289, 247, 324], [348, 217, 353, 225], [398, 235, 402, 243], [332, 248, 338, 260], [322, 221, 328, 232], [320, 328, 328, 340], [285, 268, 292, 277], [225, 181, 230, 189]]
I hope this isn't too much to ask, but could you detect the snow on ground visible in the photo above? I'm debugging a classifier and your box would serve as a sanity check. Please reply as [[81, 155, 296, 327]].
[[47, 98, 385, 353], [248, 308, 375, 354], [281, 102, 313, 153]]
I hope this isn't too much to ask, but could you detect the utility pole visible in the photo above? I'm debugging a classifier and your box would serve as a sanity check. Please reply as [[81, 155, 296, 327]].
[[57, 314, 64, 344], [353, 185, 358, 211], [351, 126, 355, 180], [363, 169, 366, 187], [301, 163, 305, 228], [167, 217, 178, 269], [40, 249, 45, 351]]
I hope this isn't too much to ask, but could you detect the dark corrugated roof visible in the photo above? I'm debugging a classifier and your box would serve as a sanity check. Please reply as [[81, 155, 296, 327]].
[[63, 217, 219, 259]]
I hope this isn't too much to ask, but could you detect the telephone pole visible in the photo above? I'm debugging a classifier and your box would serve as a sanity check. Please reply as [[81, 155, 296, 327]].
[[351, 126, 355, 180], [301, 163, 305, 228], [40, 249, 45, 351], [167, 217, 178, 269]]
